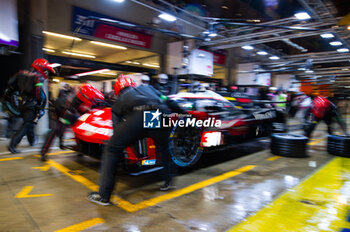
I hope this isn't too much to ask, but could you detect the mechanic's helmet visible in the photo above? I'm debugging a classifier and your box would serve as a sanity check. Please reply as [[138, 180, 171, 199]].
[[157, 73, 168, 85], [141, 75, 150, 85], [77, 83, 105, 106], [114, 74, 136, 97], [31, 58, 56, 79], [311, 96, 331, 118]]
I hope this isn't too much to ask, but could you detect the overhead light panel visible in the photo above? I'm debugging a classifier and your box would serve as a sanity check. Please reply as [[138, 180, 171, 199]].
[[43, 31, 82, 41], [90, 41, 127, 50], [75, 69, 111, 77], [42, 48, 55, 52], [242, 45, 254, 50], [330, 41, 342, 46], [208, 32, 217, 37], [158, 13, 176, 22], [143, 63, 160, 68], [305, 70, 314, 73], [294, 12, 311, 20], [298, 68, 306, 71], [62, 51, 96, 58], [113, 0, 124, 2], [269, 56, 280, 60], [52, 78, 60, 83], [337, 48, 349, 53], [320, 33, 334, 39], [257, 51, 268, 55]]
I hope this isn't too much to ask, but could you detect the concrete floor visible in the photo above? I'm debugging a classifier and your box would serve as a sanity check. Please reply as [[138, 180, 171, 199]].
[[0, 121, 348, 232]]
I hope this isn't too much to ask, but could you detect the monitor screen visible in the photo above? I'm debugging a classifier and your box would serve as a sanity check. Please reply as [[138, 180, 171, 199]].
[[0, 0, 19, 47]]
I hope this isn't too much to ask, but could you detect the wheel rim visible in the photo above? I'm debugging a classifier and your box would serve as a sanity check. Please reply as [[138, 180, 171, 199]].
[[170, 126, 202, 167]]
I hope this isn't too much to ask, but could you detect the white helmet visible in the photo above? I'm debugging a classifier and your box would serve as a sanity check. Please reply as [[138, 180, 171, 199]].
[[157, 73, 168, 84], [141, 75, 150, 84]]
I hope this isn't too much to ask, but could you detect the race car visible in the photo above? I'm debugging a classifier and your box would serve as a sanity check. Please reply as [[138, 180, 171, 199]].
[[71, 90, 287, 169]]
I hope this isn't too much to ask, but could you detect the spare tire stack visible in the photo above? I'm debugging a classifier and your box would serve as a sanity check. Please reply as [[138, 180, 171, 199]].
[[327, 135, 350, 157], [270, 133, 309, 158]]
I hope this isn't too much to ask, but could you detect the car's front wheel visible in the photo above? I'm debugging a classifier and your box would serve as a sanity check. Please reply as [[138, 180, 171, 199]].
[[169, 126, 203, 167]]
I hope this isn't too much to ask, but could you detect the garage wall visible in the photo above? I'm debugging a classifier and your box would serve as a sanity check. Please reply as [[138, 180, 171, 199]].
[[274, 74, 293, 89]]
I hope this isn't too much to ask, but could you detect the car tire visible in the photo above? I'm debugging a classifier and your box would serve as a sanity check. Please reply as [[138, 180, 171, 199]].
[[170, 125, 203, 167], [327, 135, 350, 157], [270, 133, 308, 158]]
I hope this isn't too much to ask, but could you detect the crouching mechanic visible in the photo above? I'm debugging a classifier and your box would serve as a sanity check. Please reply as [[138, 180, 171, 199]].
[[304, 96, 347, 138], [6, 58, 56, 154], [87, 75, 185, 205], [40, 84, 105, 161]]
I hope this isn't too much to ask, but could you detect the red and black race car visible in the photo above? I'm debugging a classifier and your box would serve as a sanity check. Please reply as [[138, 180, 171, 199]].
[[71, 90, 287, 169]]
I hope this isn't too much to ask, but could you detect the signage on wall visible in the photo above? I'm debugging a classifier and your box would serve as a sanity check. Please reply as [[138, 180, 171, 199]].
[[213, 53, 226, 65], [0, 0, 18, 46], [72, 6, 152, 49]]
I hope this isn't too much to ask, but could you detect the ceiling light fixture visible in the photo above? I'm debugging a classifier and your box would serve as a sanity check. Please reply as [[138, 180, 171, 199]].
[[329, 41, 342, 46], [143, 63, 160, 68], [320, 33, 334, 39], [298, 68, 306, 71], [49, 63, 61, 68], [337, 48, 349, 53], [90, 41, 127, 50], [43, 31, 82, 41], [305, 70, 314, 73], [113, 0, 125, 2], [75, 69, 111, 77], [257, 51, 268, 55], [208, 32, 217, 37], [242, 45, 254, 50], [269, 56, 280, 60], [52, 78, 60, 83], [158, 13, 176, 22], [42, 48, 55, 52], [294, 12, 311, 20], [125, 61, 132, 63], [62, 51, 96, 58], [347, 26, 350, 30]]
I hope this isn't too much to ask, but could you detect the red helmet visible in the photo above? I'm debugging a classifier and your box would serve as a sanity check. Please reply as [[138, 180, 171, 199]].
[[77, 83, 105, 106], [114, 74, 136, 96], [311, 96, 331, 118], [31, 58, 56, 79]]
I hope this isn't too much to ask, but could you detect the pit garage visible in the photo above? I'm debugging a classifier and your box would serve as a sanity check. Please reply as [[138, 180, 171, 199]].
[[0, 0, 350, 231]]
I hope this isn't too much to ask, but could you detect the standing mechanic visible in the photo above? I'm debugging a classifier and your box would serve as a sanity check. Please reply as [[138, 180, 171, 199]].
[[304, 96, 347, 138], [87, 75, 185, 205], [40, 83, 105, 161], [6, 59, 56, 154]]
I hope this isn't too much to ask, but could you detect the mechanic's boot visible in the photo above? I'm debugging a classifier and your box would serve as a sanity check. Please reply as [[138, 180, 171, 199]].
[[8, 146, 21, 154], [40, 155, 47, 162], [59, 143, 66, 150], [160, 181, 176, 191], [87, 192, 112, 206]]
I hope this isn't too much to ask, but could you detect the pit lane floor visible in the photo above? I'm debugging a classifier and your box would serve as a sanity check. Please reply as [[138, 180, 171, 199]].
[[0, 122, 349, 232]]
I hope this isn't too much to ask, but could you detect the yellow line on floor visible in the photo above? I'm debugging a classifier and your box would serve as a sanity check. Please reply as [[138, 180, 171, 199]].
[[33, 150, 75, 158], [227, 157, 350, 232], [0, 157, 23, 162], [307, 138, 326, 145], [15, 186, 53, 198], [266, 156, 281, 161], [54, 217, 105, 232], [49, 159, 255, 212]]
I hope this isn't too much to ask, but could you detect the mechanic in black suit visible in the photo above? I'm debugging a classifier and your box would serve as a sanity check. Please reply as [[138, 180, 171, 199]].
[[87, 74, 184, 206]]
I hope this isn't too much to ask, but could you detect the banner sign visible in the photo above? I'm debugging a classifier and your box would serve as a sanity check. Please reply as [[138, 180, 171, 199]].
[[0, 0, 19, 46], [213, 53, 226, 65], [72, 6, 152, 49]]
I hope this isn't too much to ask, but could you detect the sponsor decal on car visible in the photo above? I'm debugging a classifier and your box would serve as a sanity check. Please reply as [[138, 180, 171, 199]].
[[253, 111, 276, 120], [77, 122, 113, 136], [142, 159, 156, 165]]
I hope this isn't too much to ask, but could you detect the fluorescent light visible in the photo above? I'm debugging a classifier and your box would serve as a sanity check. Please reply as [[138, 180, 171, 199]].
[[337, 48, 349, 53], [62, 51, 96, 58], [143, 63, 160, 68], [102, 71, 117, 76], [320, 33, 334, 39], [298, 68, 306, 71], [43, 31, 82, 41], [330, 41, 342, 46], [49, 63, 61, 68], [132, 61, 140, 65], [269, 56, 280, 60], [90, 41, 127, 50], [113, 0, 124, 2], [42, 48, 55, 52], [125, 61, 132, 63], [242, 45, 254, 50], [52, 78, 60, 83], [75, 69, 111, 77], [294, 12, 311, 20], [257, 51, 268, 55], [347, 26, 350, 30], [158, 13, 176, 22], [342, 68, 349, 71], [305, 70, 314, 73], [208, 32, 217, 37]]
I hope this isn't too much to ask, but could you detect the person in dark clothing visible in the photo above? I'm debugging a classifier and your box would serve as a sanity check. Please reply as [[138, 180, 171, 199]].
[[87, 75, 184, 206], [6, 59, 56, 154], [40, 83, 104, 161], [153, 73, 171, 95], [304, 96, 347, 138]]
